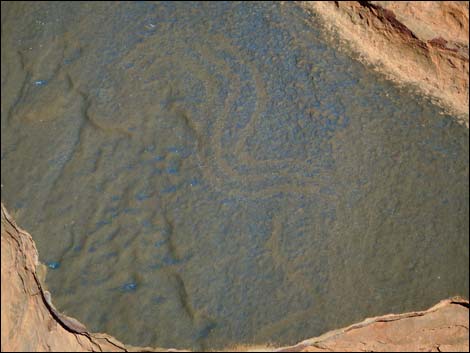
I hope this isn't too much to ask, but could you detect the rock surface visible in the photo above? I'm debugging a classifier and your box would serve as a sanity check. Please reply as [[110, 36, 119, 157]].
[[1, 204, 135, 352], [1, 203, 468, 352], [304, 1, 469, 125], [1, 2, 469, 351]]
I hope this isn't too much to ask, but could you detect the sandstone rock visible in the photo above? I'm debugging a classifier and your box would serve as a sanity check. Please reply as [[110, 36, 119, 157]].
[[371, 1, 469, 45], [2, 2, 469, 352], [1, 203, 468, 351], [275, 298, 469, 352], [304, 1, 469, 126], [1, 204, 131, 352]]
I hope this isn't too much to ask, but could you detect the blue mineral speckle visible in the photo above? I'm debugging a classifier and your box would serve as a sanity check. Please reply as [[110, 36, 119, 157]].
[[123, 282, 137, 291], [34, 80, 48, 86], [166, 167, 178, 175], [46, 261, 60, 269], [96, 219, 111, 228]]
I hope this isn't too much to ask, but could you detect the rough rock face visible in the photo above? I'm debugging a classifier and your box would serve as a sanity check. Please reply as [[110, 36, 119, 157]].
[[1, 2, 469, 352], [275, 300, 469, 352], [1, 203, 469, 352], [304, 1, 469, 126], [372, 1, 469, 45], [1, 204, 136, 352]]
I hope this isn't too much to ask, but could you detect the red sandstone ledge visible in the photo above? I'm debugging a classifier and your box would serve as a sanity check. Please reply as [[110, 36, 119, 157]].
[[303, 1, 469, 126]]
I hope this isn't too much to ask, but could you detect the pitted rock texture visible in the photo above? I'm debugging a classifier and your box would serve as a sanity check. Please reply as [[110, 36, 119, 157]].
[[1, 203, 468, 352]]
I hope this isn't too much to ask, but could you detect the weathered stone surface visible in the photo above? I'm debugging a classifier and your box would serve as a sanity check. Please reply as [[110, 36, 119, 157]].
[[2, 2, 469, 352], [372, 1, 469, 45], [304, 1, 469, 126], [2, 203, 468, 351], [1, 204, 131, 352], [275, 298, 469, 352]]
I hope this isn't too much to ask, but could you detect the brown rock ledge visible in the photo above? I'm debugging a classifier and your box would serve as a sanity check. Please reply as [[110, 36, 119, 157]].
[[1, 203, 468, 352], [302, 1, 469, 126]]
